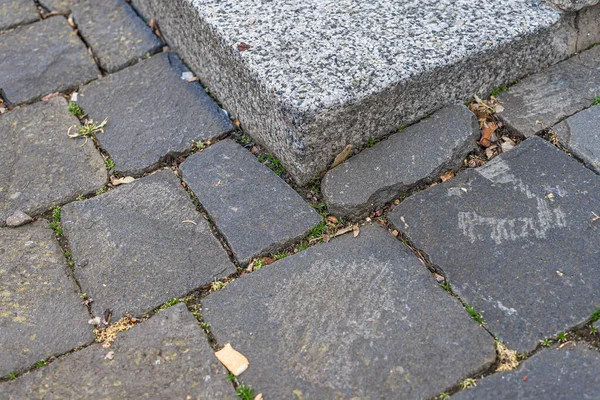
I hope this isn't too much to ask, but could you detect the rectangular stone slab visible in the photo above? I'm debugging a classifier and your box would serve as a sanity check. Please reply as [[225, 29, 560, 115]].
[[389, 137, 600, 353], [132, 0, 576, 184], [452, 344, 600, 399], [203, 225, 495, 399], [553, 104, 600, 174], [0, 222, 94, 377], [0, 304, 235, 399]]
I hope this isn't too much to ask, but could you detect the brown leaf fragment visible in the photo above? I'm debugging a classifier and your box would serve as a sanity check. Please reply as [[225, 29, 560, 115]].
[[251, 146, 259, 154], [327, 215, 338, 224], [262, 257, 275, 265], [215, 343, 249, 376], [440, 170, 455, 182], [254, 395, 263, 400], [237, 42, 251, 51], [41, 92, 61, 101], [479, 122, 498, 147], [352, 224, 360, 237], [334, 225, 354, 237], [330, 144, 353, 169], [187, 76, 199, 82], [391, 230, 399, 237]]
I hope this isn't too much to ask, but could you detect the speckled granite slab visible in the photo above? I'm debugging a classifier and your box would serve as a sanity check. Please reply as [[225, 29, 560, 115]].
[[132, 0, 579, 184]]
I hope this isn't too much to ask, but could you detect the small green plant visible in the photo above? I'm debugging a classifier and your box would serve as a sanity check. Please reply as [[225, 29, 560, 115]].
[[367, 138, 378, 147], [238, 135, 251, 144], [105, 158, 115, 170], [227, 372, 237, 383], [593, 96, 600, 106], [465, 304, 484, 324], [540, 338, 552, 347], [297, 241, 310, 252], [159, 298, 180, 311], [308, 221, 328, 240], [68, 118, 108, 143], [490, 86, 508, 97], [199, 322, 211, 331], [6, 372, 18, 380], [96, 187, 107, 195], [252, 258, 267, 271], [236, 384, 255, 400], [65, 251, 72, 258], [397, 124, 407, 132], [193, 140, 206, 150], [557, 331, 568, 342], [80, 293, 87, 299], [440, 282, 451, 292], [211, 280, 226, 292], [68, 101, 84, 117], [257, 153, 285, 176], [49, 206, 62, 236], [76, 194, 85, 201], [34, 360, 48, 368], [590, 309, 600, 323], [590, 326, 598, 335], [461, 378, 476, 389], [273, 251, 290, 261], [439, 393, 450, 399]]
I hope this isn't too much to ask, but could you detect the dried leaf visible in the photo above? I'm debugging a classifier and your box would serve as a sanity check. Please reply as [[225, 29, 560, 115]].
[[110, 176, 135, 186], [41, 92, 61, 101], [333, 225, 354, 237], [330, 144, 353, 169], [105, 351, 115, 360], [479, 122, 498, 147], [440, 170, 455, 182], [352, 224, 360, 237], [391, 230, 399, 237], [215, 344, 249, 376], [262, 257, 275, 265], [254, 395, 263, 400], [327, 215, 338, 224]]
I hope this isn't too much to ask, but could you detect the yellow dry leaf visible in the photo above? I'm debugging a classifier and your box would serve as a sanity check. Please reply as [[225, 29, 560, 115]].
[[215, 344, 249, 376], [330, 144, 353, 169]]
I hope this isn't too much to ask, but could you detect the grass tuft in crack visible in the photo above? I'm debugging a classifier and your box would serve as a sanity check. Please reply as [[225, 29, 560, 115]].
[[68, 101, 85, 118], [68, 118, 108, 143], [49, 206, 62, 236], [465, 304, 484, 324], [593, 96, 600, 106], [257, 153, 286, 176], [236, 384, 255, 400]]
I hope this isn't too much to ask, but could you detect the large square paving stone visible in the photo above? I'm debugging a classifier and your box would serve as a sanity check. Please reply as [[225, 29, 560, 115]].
[[452, 343, 600, 399], [0, 0, 39, 31], [0, 17, 98, 105], [180, 140, 321, 265], [0, 304, 235, 399], [203, 225, 496, 399], [0, 222, 94, 377], [61, 170, 236, 319], [72, 0, 162, 73], [0, 98, 107, 225], [389, 137, 600, 353], [78, 52, 233, 175]]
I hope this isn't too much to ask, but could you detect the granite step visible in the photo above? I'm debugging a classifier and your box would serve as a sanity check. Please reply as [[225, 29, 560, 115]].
[[131, 0, 599, 185]]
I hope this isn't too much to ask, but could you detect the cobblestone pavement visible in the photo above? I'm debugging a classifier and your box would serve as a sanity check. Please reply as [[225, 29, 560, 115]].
[[1, 1, 599, 399]]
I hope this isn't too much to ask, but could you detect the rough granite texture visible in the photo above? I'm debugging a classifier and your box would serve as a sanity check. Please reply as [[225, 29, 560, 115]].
[[322, 105, 479, 219], [0, 304, 235, 399], [576, 3, 600, 51], [132, 0, 577, 184], [180, 140, 321, 265], [452, 344, 600, 399], [61, 170, 236, 318], [0, 0, 39, 31], [38, 0, 84, 13], [0, 17, 98, 105], [550, 0, 599, 11], [72, 0, 162, 73], [0, 222, 94, 377], [78, 52, 233, 175], [498, 45, 600, 137], [0, 98, 107, 225], [389, 137, 600, 353], [553, 104, 600, 174], [203, 225, 496, 399]]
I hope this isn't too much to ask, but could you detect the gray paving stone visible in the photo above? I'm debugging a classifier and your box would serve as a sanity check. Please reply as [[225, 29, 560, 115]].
[[72, 0, 162, 73], [0, 98, 107, 225], [498, 45, 600, 137], [180, 140, 321, 265], [550, 0, 599, 11], [0, 0, 39, 31], [132, 0, 575, 184], [0, 222, 94, 377], [576, 3, 600, 51], [78, 52, 232, 175], [452, 344, 600, 399], [0, 304, 235, 399], [553, 104, 600, 174], [61, 170, 236, 319], [0, 17, 98, 105], [203, 225, 496, 399], [389, 137, 600, 353], [322, 105, 479, 219], [38, 0, 83, 13]]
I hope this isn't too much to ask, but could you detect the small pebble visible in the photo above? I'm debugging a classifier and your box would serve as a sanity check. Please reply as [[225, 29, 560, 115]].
[[6, 210, 33, 227]]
